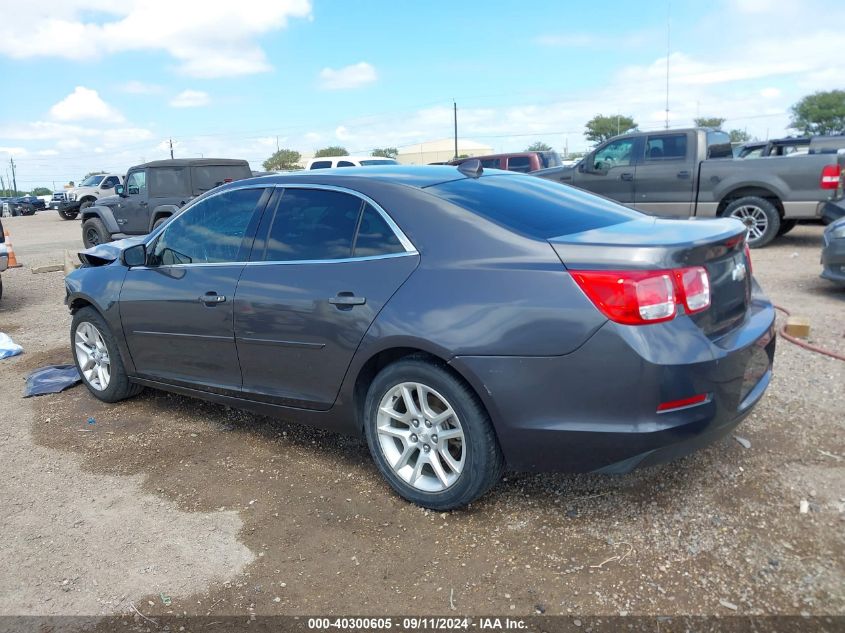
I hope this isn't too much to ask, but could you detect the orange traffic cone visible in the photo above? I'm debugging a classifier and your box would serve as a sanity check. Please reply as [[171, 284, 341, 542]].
[[4, 230, 21, 268]]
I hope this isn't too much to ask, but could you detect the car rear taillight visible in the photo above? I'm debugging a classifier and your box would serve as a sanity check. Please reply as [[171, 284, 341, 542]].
[[820, 164, 842, 190], [572, 266, 711, 326]]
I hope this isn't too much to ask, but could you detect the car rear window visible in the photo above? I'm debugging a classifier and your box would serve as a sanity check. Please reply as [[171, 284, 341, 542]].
[[429, 174, 639, 239], [192, 164, 251, 193]]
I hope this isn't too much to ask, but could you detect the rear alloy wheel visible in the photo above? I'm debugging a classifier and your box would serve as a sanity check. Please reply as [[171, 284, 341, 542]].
[[364, 358, 503, 509], [724, 196, 781, 248], [82, 217, 109, 248], [71, 307, 142, 403]]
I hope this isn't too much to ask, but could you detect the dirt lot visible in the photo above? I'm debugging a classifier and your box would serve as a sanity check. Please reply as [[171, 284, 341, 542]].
[[0, 211, 843, 622]]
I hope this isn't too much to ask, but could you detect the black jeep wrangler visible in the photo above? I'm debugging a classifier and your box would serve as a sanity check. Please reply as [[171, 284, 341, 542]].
[[80, 158, 252, 248]]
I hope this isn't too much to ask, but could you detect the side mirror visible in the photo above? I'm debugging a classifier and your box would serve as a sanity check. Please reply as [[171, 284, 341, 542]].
[[121, 243, 147, 267], [115, 184, 126, 197]]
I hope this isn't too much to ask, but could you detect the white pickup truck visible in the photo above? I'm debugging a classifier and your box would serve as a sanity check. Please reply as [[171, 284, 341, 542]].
[[55, 173, 124, 220]]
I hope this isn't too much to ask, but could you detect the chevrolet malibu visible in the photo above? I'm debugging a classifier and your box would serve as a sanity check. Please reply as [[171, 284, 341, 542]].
[[65, 164, 775, 509]]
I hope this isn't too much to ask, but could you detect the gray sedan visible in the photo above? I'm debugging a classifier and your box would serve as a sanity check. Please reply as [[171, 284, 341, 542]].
[[64, 164, 775, 509]]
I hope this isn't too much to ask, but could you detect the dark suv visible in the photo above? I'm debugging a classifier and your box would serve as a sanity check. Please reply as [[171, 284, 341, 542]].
[[81, 158, 252, 247]]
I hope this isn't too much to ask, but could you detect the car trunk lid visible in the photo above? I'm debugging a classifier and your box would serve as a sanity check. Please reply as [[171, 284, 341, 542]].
[[548, 217, 751, 337]]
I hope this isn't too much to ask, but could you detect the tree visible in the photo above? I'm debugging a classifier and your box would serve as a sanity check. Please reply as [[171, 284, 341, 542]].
[[789, 90, 845, 135], [263, 149, 302, 171], [526, 141, 552, 152], [84, 171, 107, 179], [371, 148, 398, 158], [31, 187, 52, 196], [314, 146, 349, 158], [729, 129, 751, 143], [584, 114, 637, 145], [694, 117, 726, 129]]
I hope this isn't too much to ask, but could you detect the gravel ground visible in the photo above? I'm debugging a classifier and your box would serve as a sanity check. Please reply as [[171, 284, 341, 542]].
[[0, 211, 842, 622]]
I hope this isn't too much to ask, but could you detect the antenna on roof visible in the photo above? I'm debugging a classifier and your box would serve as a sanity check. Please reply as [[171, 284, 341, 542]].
[[457, 159, 483, 178]]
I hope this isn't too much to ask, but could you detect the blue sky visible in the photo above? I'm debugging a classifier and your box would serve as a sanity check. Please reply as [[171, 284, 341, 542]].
[[1, 0, 843, 189]]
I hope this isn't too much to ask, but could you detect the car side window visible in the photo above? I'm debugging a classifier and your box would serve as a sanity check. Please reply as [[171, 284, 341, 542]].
[[151, 188, 265, 265], [645, 134, 687, 161], [103, 176, 119, 188], [309, 161, 333, 170], [480, 159, 501, 169], [353, 204, 404, 257], [593, 139, 635, 170], [126, 171, 146, 195], [263, 189, 363, 262], [507, 156, 532, 173], [337, 161, 356, 167]]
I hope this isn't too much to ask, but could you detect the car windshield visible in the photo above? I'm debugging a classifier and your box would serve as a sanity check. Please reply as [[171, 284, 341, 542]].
[[359, 159, 398, 166], [80, 175, 105, 187]]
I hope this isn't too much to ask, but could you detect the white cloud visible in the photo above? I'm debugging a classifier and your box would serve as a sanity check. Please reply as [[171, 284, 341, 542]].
[[318, 62, 377, 90], [121, 80, 163, 94], [49, 86, 124, 122], [335, 125, 352, 141], [0, 0, 312, 78], [0, 146, 27, 156], [36, 149, 59, 156], [760, 87, 781, 99], [169, 90, 210, 108]]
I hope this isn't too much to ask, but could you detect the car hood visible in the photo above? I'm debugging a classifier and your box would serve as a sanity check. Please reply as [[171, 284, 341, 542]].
[[78, 235, 146, 266], [96, 194, 121, 207]]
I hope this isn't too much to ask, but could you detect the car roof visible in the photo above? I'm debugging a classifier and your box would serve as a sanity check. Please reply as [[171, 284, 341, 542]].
[[128, 158, 250, 171], [308, 155, 396, 162], [234, 164, 520, 190]]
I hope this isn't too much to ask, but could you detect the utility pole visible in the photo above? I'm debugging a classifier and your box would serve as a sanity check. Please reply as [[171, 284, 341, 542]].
[[10, 157, 18, 195], [453, 100, 458, 160], [664, 1, 671, 129], [276, 136, 280, 152], [169, 138, 175, 159], [0, 175, 5, 197]]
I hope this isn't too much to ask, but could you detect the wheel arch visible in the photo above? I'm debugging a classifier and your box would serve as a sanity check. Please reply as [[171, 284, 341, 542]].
[[716, 186, 784, 218], [350, 345, 499, 444]]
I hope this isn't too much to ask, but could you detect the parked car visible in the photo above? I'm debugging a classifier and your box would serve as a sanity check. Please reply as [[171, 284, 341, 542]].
[[0, 216, 6, 299], [16, 195, 46, 211], [80, 158, 252, 247], [735, 137, 810, 159], [534, 128, 845, 247], [305, 156, 399, 169], [449, 151, 562, 173], [820, 214, 845, 286], [58, 173, 124, 220], [7, 197, 37, 216], [65, 164, 775, 509]]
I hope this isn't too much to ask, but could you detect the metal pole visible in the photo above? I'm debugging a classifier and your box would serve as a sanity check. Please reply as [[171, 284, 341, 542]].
[[665, 2, 671, 129], [169, 138, 174, 159], [10, 157, 18, 195], [453, 101, 458, 160]]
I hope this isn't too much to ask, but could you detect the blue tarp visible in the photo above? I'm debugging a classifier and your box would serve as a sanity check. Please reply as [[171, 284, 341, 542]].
[[24, 364, 82, 397]]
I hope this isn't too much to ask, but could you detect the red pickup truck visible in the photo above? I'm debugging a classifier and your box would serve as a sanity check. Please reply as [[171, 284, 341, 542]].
[[449, 151, 561, 173]]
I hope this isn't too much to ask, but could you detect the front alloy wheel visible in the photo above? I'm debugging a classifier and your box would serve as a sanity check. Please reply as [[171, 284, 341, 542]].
[[376, 382, 466, 492], [730, 203, 768, 242], [74, 321, 111, 391]]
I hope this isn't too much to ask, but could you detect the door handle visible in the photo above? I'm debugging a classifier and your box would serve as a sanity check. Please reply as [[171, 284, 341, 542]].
[[620, 172, 634, 181], [329, 292, 366, 309], [199, 292, 226, 305], [677, 170, 691, 179]]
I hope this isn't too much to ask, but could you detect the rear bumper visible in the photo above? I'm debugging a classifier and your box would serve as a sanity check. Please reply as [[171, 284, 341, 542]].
[[450, 291, 776, 473], [820, 234, 845, 284]]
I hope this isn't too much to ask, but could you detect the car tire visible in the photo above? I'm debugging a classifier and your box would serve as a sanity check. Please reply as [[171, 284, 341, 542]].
[[152, 216, 169, 231], [724, 196, 781, 248], [777, 219, 797, 236], [82, 217, 110, 248], [58, 208, 79, 220], [363, 357, 504, 510], [0, 275, 3, 301], [71, 306, 143, 403], [79, 200, 94, 212]]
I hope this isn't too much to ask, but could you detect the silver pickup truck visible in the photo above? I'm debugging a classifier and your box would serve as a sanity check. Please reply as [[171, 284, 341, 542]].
[[535, 128, 845, 247]]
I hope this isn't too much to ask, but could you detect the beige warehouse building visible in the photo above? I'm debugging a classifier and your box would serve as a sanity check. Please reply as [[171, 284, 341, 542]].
[[396, 138, 493, 165]]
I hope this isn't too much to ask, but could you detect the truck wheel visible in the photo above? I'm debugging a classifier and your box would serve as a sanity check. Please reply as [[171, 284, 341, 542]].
[[79, 200, 94, 212], [58, 208, 79, 220], [724, 196, 781, 248], [82, 217, 110, 248], [777, 219, 797, 236], [152, 216, 169, 231]]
